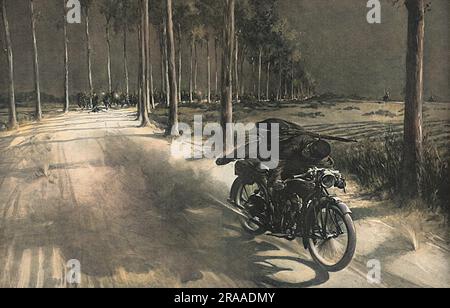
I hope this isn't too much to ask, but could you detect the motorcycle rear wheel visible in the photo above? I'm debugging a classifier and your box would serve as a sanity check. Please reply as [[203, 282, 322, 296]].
[[231, 178, 267, 236]]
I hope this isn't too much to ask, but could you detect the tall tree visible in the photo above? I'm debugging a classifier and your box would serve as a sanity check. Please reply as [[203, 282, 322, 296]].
[[123, 0, 149, 107], [235, 0, 254, 96], [198, 0, 223, 103], [140, 0, 151, 126], [192, 25, 206, 96], [257, 46, 262, 101], [137, 18, 142, 119], [277, 59, 282, 100], [62, 0, 70, 113], [238, 0, 279, 101], [234, 33, 239, 102], [220, 0, 235, 142], [173, 1, 193, 103], [271, 18, 291, 100], [400, 0, 427, 198], [122, 2, 130, 101], [214, 37, 219, 97], [207, 36, 211, 103], [163, 17, 170, 107], [80, 0, 93, 107], [189, 36, 194, 103], [266, 60, 271, 100], [100, 0, 116, 93], [150, 0, 169, 105], [177, 23, 182, 103], [1, 0, 17, 129], [194, 33, 198, 94], [159, 24, 166, 96], [166, 0, 178, 135], [115, 0, 142, 105], [29, 0, 42, 121], [174, 0, 200, 103]]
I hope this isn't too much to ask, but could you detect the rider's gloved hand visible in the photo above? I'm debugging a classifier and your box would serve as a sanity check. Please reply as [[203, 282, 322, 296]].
[[273, 180, 286, 191], [216, 157, 233, 166]]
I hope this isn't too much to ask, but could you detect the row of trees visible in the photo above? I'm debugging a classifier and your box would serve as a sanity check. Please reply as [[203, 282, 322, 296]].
[[0, 0, 315, 130], [0, 0, 430, 199]]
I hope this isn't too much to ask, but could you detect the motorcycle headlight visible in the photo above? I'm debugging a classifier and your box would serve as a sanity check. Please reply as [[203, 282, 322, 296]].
[[321, 173, 336, 189]]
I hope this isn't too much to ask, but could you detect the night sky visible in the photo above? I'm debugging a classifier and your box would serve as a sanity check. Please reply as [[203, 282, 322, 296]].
[[0, 0, 449, 101]]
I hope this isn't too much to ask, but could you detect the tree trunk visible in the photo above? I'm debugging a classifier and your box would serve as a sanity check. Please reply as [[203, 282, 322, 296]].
[[146, 21, 152, 112], [1, 0, 17, 129], [30, 0, 42, 121], [207, 37, 211, 103], [63, 0, 69, 113], [177, 24, 182, 103], [239, 50, 245, 96], [189, 37, 194, 103], [148, 23, 154, 110], [258, 47, 262, 101], [221, 0, 235, 143], [106, 22, 112, 93], [251, 58, 256, 96], [291, 61, 294, 100], [299, 82, 303, 100], [123, 23, 130, 101], [159, 28, 165, 97], [144, 0, 151, 115], [277, 61, 282, 101], [150, 63, 155, 109], [166, 0, 179, 136], [401, 0, 425, 198], [137, 23, 142, 119], [234, 34, 239, 103], [163, 18, 170, 107], [85, 6, 93, 107], [194, 40, 198, 94], [214, 37, 219, 98], [140, 0, 150, 127], [266, 61, 271, 101]]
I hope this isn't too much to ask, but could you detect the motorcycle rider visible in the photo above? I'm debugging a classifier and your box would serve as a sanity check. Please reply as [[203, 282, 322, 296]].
[[383, 90, 391, 102], [92, 92, 99, 108], [266, 137, 333, 191], [216, 119, 334, 193]]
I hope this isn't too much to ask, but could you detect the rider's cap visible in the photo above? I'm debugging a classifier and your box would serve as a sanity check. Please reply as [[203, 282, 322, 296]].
[[303, 140, 332, 160]]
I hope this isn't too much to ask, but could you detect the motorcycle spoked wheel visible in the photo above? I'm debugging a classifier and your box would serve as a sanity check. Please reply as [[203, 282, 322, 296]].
[[307, 204, 356, 272], [231, 178, 268, 236]]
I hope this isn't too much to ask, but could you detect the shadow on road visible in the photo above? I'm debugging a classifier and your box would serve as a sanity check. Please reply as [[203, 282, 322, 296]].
[[0, 112, 330, 288]]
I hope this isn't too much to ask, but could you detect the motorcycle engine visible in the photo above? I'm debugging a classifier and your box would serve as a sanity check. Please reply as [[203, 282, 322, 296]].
[[247, 194, 267, 223], [280, 194, 303, 233]]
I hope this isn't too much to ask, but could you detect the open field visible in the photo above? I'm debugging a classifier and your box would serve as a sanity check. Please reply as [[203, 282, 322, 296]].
[[3, 99, 450, 149], [149, 99, 450, 152]]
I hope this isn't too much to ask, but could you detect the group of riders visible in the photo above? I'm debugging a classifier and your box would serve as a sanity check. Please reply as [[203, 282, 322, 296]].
[[382, 90, 436, 103], [77, 91, 139, 111]]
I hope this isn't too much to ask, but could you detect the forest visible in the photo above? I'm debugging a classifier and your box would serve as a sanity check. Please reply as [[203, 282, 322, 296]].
[[1, 0, 316, 125]]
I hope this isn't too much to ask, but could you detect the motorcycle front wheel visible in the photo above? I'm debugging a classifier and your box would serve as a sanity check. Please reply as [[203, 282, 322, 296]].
[[307, 204, 356, 272]]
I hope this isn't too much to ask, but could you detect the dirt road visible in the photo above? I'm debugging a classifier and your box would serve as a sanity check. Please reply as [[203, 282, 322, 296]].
[[0, 110, 448, 288]]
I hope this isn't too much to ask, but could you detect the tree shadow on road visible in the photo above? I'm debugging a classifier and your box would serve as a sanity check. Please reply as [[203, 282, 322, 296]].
[[0, 119, 330, 288], [217, 224, 330, 288]]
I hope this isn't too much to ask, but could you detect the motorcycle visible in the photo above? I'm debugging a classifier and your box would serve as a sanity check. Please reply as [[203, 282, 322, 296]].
[[220, 159, 357, 272]]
